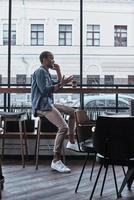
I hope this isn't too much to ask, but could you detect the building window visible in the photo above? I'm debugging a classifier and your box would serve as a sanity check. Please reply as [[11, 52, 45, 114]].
[[31, 24, 44, 46], [104, 75, 114, 85], [16, 74, 26, 85], [128, 75, 134, 85], [87, 75, 100, 85], [59, 24, 72, 46], [87, 24, 100, 46], [3, 24, 16, 45], [114, 25, 127, 47]]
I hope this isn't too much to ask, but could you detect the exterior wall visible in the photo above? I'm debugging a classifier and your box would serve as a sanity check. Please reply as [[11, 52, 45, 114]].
[[0, 0, 134, 82]]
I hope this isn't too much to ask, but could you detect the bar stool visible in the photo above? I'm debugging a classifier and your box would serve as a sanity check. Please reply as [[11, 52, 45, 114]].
[[0, 111, 28, 168], [35, 116, 66, 170]]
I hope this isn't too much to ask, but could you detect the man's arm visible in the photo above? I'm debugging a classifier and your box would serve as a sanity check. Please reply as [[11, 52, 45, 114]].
[[50, 63, 74, 91], [36, 69, 54, 96], [54, 64, 62, 82]]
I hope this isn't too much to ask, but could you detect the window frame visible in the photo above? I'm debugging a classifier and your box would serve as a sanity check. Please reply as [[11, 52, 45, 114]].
[[59, 24, 72, 46], [86, 24, 100, 46], [114, 25, 127, 47], [31, 24, 44, 46]]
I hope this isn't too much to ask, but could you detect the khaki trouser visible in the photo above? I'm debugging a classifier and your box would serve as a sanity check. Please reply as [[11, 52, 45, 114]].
[[37, 104, 75, 153]]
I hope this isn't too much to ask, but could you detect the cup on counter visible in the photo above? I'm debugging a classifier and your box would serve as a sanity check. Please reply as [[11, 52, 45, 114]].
[[72, 79, 77, 88]]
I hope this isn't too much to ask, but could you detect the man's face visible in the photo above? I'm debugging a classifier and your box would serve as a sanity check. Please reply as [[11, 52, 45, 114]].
[[45, 53, 55, 69]]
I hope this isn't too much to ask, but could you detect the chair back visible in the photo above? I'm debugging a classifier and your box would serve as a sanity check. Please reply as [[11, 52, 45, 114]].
[[75, 110, 93, 143], [94, 116, 134, 160]]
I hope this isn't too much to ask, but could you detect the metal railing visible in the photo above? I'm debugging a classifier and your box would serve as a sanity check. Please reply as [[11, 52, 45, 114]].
[[0, 84, 133, 112]]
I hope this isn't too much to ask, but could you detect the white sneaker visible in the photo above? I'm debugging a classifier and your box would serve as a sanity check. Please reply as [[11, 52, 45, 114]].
[[66, 141, 80, 152], [51, 160, 71, 173]]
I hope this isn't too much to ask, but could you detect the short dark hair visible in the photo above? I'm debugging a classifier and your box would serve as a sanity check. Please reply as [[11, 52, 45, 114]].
[[39, 51, 52, 64]]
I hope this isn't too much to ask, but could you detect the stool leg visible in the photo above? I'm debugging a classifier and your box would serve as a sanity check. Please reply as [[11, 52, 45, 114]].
[[0, 161, 4, 191], [19, 121, 25, 168], [35, 119, 41, 170], [1, 137, 5, 160], [23, 120, 28, 159], [1, 121, 6, 160], [34, 120, 39, 157]]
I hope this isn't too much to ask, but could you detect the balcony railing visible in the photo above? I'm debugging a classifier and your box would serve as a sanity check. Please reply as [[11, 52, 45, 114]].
[[0, 84, 134, 114]]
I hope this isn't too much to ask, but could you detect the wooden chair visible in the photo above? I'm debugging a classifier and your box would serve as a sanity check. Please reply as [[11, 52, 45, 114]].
[[74, 110, 96, 193], [89, 116, 134, 200]]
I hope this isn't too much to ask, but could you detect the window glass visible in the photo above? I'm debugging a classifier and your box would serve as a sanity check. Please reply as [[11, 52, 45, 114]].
[[3, 23, 16, 45], [114, 25, 127, 46], [86, 24, 100, 46], [59, 24, 72, 46], [31, 24, 44, 46]]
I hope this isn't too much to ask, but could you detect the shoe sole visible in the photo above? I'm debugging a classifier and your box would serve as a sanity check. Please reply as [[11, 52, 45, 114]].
[[51, 167, 71, 173], [66, 147, 80, 152]]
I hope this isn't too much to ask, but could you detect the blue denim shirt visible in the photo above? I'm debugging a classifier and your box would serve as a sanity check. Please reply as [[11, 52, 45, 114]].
[[31, 66, 58, 117]]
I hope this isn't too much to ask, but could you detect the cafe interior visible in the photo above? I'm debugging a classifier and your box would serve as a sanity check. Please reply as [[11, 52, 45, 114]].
[[0, 0, 134, 199]]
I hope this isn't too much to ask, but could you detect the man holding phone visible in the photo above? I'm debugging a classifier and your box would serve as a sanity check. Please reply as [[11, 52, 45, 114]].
[[31, 51, 77, 173]]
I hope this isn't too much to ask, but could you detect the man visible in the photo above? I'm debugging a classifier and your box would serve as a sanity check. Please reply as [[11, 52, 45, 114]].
[[31, 51, 77, 173]]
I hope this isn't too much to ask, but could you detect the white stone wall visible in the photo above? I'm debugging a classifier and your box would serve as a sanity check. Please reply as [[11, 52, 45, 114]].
[[0, 0, 134, 81]]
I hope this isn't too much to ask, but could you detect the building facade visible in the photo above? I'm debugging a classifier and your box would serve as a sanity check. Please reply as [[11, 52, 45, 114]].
[[0, 0, 134, 85]]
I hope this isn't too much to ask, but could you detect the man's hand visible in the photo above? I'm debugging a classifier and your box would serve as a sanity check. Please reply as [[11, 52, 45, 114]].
[[60, 75, 74, 87], [50, 63, 60, 71], [54, 75, 73, 91]]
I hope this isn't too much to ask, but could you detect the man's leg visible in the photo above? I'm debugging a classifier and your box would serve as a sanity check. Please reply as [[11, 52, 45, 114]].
[[37, 107, 68, 161], [54, 104, 75, 143], [37, 107, 71, 173]]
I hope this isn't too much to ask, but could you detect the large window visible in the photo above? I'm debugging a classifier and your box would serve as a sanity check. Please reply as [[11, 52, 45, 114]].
[[3, 24, 16, 45], [2, 0, 134, 111], [31, 24, 44, 46], [59, 24, 72, 46], [16, 74, 26, 85], [114, 25, 127, 47], [86, 24, 100, 46]]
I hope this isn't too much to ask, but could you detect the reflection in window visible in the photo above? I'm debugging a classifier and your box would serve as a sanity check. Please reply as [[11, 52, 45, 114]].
[[107, 99, 127, 108], [73, 75, 80, 84], [87, 24, 100, 46], [114, 25, 127, 46], [118, 100, 128, 108], [87, 75, 100, 85], [51, 74, 57, 82], [59, 24, 72, 46], [3, 24, 16, 45], [104, 75, 114, 85], [128, 75, 134, 85], [16, 74, 26, 85], [31, 24, 44, 46], [107, 99, 116, 107]]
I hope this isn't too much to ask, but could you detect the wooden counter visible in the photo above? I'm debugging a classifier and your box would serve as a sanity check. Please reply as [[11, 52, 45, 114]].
[[0, 87, 134, 94]]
